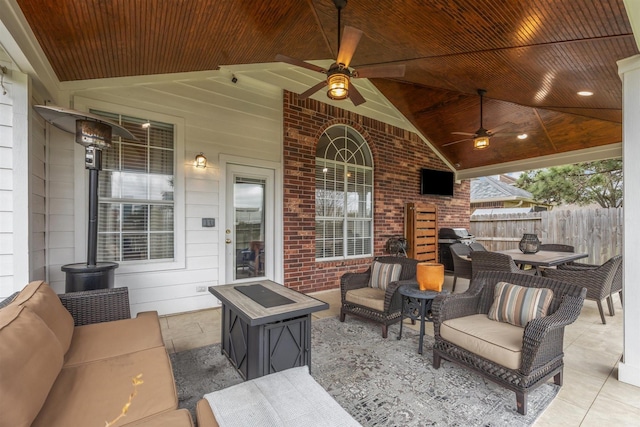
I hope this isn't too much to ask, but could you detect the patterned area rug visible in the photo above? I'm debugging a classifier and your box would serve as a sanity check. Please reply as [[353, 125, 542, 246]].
[[170, 317, 558, 426]]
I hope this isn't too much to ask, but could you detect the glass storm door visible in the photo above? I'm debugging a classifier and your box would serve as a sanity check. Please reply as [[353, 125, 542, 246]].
[[225, 164, 274, 282]]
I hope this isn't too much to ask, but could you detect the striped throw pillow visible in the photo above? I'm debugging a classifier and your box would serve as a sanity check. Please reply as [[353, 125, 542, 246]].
[[369, 261, 402, 291], [488, 281, 554, 327]]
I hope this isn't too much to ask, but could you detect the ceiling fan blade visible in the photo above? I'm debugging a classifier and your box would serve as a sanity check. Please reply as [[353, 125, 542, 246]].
[[298, 80, 328, 100], [275, 54, 327, 74], [336, 26, 363, 68], [442, 138, 472, 147], [354, 64, 406, 79], [451, 131, 475, 136], [492, 131, 522, 137], [348, 83, 366, 106]]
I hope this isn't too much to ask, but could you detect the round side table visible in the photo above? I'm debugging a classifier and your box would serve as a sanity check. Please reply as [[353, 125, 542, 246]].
[[397, 283, 448, 354]]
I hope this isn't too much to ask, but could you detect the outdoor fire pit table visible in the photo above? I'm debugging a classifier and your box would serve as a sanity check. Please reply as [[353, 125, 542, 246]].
[[209, 280, 328, 380]]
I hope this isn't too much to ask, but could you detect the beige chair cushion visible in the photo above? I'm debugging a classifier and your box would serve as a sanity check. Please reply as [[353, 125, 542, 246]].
[[0, 305, 64, 427], [64, 311, 165, 367], [440, 314, 524, 370], [12, 280, 74, 352], [345, 287, 386, 311], [32, 346, 179, 427]]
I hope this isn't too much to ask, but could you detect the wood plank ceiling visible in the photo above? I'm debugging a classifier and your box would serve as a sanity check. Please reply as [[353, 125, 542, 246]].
[[14, 0, 638, 171]]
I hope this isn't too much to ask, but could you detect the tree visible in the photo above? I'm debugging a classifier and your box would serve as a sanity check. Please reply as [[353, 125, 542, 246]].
[[515, 159, 623, 208]]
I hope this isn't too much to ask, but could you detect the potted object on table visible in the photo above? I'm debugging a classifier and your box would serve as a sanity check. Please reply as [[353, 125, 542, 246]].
[[519, 234, 541, 254], [417, 262, 445, 291]]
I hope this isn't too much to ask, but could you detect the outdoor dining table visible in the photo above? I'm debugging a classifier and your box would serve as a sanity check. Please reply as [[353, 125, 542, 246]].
[[496, 248, 589, 275]]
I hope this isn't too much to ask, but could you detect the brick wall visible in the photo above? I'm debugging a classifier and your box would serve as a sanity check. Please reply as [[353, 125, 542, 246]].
[[282, 91, 470, 293]]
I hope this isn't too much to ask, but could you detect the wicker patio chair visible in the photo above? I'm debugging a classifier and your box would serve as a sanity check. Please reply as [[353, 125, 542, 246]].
[[340, 256, 419, 338], [539, 243, 575, 252], [432, 271, 586, 415], [58, 287, 131, 325], [0, 292, 19, 309], [469, 242, 487, 251], [0, 286, 130, 326], [450, 243, 472, 293], [559, 256, 623, 316], [543, 255, 622, 324], [471, 251, 536, 276]]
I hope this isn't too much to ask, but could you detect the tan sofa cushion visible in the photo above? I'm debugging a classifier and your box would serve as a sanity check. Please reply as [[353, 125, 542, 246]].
[[32, 346, 179, 427], [345, 287, 386, 311], [64, 311, 165, 367], [440, 313, 524, 370], [197, 398, 220, 427], [0, 305, 64, 427], [123, 408, 194, 426], [13, 280, 74, 352]]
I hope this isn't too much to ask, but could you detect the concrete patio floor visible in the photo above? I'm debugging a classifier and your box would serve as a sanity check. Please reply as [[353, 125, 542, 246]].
[[159, 274, 639, 426]]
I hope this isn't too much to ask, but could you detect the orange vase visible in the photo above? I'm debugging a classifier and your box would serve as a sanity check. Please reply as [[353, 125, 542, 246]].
[[416, 262, 445, 291]]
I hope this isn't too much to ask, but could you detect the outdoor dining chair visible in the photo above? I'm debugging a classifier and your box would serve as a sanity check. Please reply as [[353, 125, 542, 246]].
[[539, 243, 575, 252], [469, 242, 487, 251], [471, 251, 536, 276], [543, 255, 622, 324], [449, 243, 472, 293], [558, 255, 623, 316]]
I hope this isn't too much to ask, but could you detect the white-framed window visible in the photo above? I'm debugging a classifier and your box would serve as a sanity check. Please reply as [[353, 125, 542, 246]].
[[315, 125, 373, 260], [73, 96, 185, 273], [91, 111, 175, 262]]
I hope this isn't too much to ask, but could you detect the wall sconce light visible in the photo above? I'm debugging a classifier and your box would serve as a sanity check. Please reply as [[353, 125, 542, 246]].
[[0, 66, 7, 96], [194, 152, 207, 168]]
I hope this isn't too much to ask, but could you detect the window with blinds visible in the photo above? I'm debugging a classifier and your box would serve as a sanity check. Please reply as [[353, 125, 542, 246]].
[[315, 125, 373, 260], [91, 110, 175, 262]]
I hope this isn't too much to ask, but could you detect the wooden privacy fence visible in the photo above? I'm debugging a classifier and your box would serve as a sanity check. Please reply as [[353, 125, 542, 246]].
[[469, 208, 623, 265]]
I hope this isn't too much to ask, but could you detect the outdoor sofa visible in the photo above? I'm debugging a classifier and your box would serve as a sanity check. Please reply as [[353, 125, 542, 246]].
[[0, 281, 193, 427]]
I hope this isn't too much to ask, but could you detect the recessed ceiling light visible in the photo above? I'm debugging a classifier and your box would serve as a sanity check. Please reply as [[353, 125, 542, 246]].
[[577, 91, 594, 96], [517, 133, 528, 140]]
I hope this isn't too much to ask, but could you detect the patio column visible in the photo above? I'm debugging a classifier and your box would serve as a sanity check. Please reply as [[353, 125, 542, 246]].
[[618, 54, 640, 388]]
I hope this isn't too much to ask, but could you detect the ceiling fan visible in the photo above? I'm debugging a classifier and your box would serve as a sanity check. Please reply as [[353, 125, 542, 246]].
[[444, 89, 520, 150], [275, 0, 405, 106]]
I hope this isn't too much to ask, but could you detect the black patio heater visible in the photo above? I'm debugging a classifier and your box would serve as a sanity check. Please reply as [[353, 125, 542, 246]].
[[34, 105, 135, 292]]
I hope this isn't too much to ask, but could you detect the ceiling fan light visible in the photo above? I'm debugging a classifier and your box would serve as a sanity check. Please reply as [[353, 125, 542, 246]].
[[327, 73, 349, 100], [473, 135, 490, 150]]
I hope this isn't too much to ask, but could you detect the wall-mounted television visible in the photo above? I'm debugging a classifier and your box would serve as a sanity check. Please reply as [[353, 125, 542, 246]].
[[420, 168, 455, 196]]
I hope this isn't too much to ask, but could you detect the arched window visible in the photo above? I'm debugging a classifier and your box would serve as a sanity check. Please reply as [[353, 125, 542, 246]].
[[315, 125, 373, 259]]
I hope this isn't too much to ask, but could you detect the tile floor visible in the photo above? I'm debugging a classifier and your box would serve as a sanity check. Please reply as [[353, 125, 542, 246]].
[[159, 275, 640, 426]]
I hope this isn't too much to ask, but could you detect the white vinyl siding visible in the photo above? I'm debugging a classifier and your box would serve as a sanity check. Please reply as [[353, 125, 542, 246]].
[[64, 74, 282, 315], [0, 49, 38, 298]]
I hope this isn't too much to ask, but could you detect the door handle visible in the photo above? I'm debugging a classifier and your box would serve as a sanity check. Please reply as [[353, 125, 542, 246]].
[[225, 239, 232, 244]]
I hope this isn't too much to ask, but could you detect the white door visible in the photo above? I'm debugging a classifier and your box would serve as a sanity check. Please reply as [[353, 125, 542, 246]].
[[225, 164, 275, 282]]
